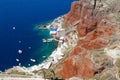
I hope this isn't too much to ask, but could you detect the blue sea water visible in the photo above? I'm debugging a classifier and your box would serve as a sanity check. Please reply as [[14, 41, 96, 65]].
[[0, 0, 75, 71]]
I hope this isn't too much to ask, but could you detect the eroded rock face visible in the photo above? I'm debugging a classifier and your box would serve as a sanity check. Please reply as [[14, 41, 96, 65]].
[[64, 1, 81, 26], [58, 53, 94, 79], [56, 0, 117, 79]]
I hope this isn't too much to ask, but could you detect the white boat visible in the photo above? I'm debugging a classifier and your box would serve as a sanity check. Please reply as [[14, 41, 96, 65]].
[[12, 27, 16, 30], [19, 63, 21, 66], [47, 38, 54, 41], [42, 56, 46, 58], [16, 59, 19, 62], [28, 64, 31, 66], [30, 59, 36, 62], [18, 41, 22, 43], [42, 39, 47, 42], [42, 38, 53, 42], [28, 47, 32, 49], [18, 50, 22, 54]]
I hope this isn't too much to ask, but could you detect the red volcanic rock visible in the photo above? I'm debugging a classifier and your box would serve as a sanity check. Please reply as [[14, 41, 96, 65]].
[[57, 0, 115, 79], [77, 38, 108, 50], [75, 54, 94, 78], [58, 53, 94, 79], [77, 17, 97, 36], [64, 1, 93, 26], [64, 1, 81, 26], [71, 46, 82, 55], [58, 57, 75, 78]]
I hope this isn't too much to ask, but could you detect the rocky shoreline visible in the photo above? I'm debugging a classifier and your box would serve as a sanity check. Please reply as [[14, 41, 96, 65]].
[[28, 16, 78, 71], [0, 15, 78, 79]]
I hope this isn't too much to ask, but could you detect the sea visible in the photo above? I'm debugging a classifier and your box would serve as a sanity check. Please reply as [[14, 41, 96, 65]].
[[0, 0, 75, 71]]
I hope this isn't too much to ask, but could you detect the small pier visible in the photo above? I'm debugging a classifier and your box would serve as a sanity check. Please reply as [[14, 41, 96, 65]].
[[38, 23, 50, 30], [42, 38, 54, 42]]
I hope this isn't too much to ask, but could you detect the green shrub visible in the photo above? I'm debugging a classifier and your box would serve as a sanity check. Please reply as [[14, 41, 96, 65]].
[[61, 22, 67, 28], [115, 58, 120, 67]]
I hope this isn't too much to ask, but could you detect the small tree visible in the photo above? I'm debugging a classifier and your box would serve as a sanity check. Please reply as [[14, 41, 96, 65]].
[[92, 0, 97, 15], [93, 0, 97, 9]]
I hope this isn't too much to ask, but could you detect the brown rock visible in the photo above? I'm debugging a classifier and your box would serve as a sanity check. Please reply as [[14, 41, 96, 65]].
[[58, 53, 94, 79], [56, 0, 116, 79], [64, 1, 81, 26]]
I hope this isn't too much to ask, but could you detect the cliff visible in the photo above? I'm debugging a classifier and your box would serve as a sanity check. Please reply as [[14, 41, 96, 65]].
[[1, 0, 120, 80], [55, 0, 120, 79]]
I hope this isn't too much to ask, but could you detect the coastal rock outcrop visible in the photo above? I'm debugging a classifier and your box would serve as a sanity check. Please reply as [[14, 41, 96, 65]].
[[55, 0, 120, 79]]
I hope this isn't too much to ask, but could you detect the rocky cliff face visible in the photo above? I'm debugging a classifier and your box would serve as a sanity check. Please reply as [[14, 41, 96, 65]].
[[55, 0, 120, 79]]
